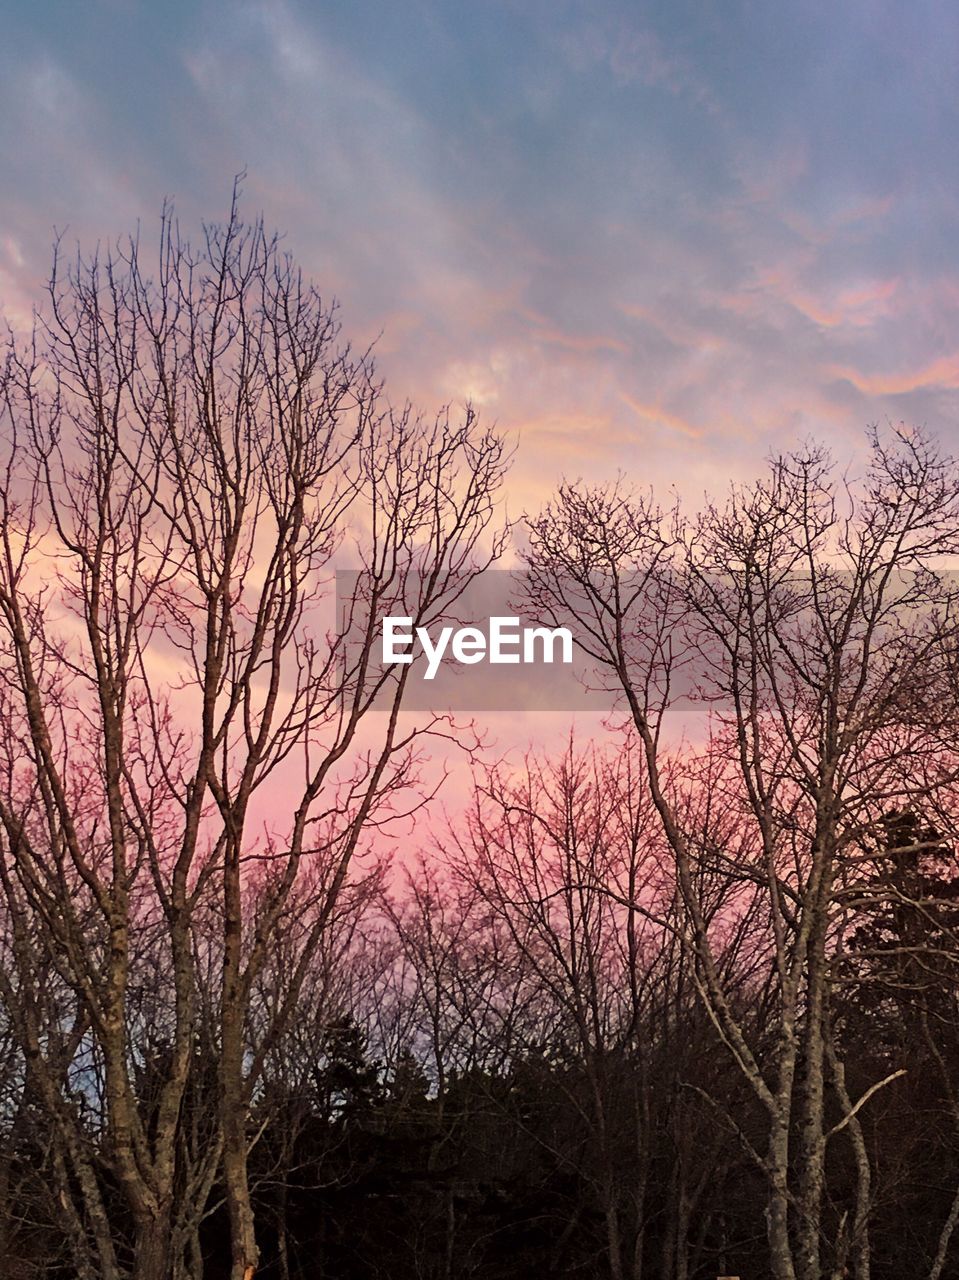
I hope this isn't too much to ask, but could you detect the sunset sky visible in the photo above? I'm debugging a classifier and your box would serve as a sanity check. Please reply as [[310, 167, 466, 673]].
[[3, 0, 958, 516]]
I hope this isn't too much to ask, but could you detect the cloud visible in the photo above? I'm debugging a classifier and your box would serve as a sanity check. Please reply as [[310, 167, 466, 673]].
[[2, 0, 959, 515], [619, 394, 701, 440], [828, 353, 959, 398]]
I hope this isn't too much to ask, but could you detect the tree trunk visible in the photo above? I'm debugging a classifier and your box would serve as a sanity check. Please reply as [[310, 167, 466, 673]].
[[222, 1092, 258, 1280], [766, 1115, 797, 1280], [795, 843, 833, 1280], [134, 1211, 176, 1280]]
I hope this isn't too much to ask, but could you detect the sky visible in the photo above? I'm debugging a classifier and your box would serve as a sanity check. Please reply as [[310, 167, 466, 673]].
[[3, 0, 959, 516]]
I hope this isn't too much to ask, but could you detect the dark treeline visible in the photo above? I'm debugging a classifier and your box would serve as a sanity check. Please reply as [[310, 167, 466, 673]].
[[3, 761, 959, 1280], [2, 200, 959, 1279]]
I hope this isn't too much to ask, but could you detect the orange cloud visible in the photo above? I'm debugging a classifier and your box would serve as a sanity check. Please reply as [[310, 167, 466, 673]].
[[619, 393, 701, 439], [827, 352, 959, 396], [617, 300, 718, 351], [785, 277, 900, 330], [528, 324, 630, 356], [718, 274, 900, 331]]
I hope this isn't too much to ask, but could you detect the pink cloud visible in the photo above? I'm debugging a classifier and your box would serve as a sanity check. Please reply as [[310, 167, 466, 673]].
[[828, 351, 959, 397]]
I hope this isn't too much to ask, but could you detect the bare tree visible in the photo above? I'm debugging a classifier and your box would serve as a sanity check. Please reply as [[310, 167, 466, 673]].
[[0, 190, 508, 1279], [523, 429, 959, 1280], [447, 741, 676, 1280]]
